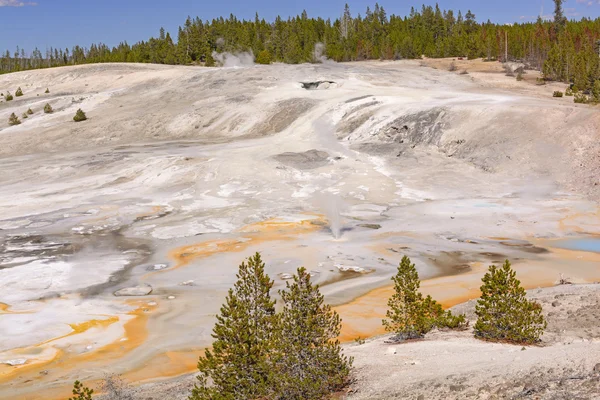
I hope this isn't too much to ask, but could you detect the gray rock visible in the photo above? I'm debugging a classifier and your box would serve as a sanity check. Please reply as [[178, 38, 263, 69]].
[[273, 149, 330, 170], [594, 363, 600, 373], [358, 224, 382, 230], [114, 284, 153, 296]]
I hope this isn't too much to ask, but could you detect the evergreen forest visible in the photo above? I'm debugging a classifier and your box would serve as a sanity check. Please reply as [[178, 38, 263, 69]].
[[1, 2, 599, 91]]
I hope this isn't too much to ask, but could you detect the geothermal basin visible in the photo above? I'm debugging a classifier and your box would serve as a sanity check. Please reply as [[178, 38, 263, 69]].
[[0, 60, 599, 398]]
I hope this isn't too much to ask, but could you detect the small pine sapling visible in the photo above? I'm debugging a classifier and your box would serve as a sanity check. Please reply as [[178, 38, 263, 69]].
[[73, 108, 87, 122], [8, 113, 20, 126], [69, 381, 93, 400]]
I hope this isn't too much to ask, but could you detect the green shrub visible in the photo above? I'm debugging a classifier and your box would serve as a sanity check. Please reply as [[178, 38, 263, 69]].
[[553, 91, 563, 98], [474, 260, 546, 344], [5, 92, 13, 101], [22, 112, 28, 119], [271, 267, 352, 399], [191, 253, 276, 400], [27, 108, 33, 115], [45, 88, 50, 94], [15, 87, 23, 97], [44, 103, 53, 113], [574, 92, 589, 104], [565, 87, 574, 96], [73, 108, 87, 122], [204, 53, 215, 67], [8, 113, 20, 126], [382, 256, 467, 341], [256, 49, 273, 65], [69, 381, 93, 400]]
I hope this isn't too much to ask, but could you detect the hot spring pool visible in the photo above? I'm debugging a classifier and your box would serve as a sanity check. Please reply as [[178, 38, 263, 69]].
[[553, 237, 600, 253]]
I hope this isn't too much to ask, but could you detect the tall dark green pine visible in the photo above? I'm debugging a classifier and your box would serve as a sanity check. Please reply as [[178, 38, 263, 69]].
[[382, 256, 431, 339], [271, 267, 352, 400], [474, 260, 546, 344], [190, 253, 276, 400]]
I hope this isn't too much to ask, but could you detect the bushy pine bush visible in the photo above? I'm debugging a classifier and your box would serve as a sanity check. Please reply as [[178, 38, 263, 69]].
[[22, 112, 28, 119], [8, 113, 20, 126], [15, 87, 23, 97], [73, 108, 87, 122], [44, 103, 53, 113], [382, 256, 466, 341], [271, 267, 352, 400], [5, 92, 13, 101], [565, 87, 574, 96], [45, 88, 50, 94], [553, 91, 563, 98], [574, 92, 589, 104], [474, 260, 546, 344], [27, 108, 34, 115]]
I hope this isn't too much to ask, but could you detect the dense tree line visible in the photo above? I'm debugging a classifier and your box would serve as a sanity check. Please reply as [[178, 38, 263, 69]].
[[2, 2, 600, 90]]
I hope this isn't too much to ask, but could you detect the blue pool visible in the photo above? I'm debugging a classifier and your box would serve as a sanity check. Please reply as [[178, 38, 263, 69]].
[[553, 238, 600, 253]]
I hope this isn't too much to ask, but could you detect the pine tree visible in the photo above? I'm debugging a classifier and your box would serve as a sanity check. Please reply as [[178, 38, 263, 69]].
[[15, 87, 23, 97], [271, 267, 352, 400], [44, 103, 53, 113], [8, 113, 20, 126], [382, 256, 465, 340], [553, 0, 567, 31], [474, 260, 546, 344], [22, 112, 28, 119], [73, 108, 87, 122], [255, 49, 272, 65], [190, 253, 276, 400], [5, 92, 13, 101], [27, 108, 33, 115], [69, 381, 93, 400], [45, 88, 50, 94]]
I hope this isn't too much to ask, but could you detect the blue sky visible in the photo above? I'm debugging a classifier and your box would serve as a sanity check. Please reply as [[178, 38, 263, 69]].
[[1, 0, 599, 53]]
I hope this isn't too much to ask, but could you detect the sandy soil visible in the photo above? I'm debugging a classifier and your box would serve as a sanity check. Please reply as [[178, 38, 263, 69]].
[[0, 60, 599, 399]]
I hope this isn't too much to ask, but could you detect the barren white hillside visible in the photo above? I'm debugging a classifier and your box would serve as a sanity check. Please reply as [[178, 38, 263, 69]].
[[0, 60, 599, 399]]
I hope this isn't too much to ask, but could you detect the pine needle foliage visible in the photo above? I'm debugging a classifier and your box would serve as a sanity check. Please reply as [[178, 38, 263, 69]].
[[190, 253, 276, 400], [44, 103, 53, 113], [27, 108, 34, 114], [271, 267, 352, 400], [73, 108, 87, 122], [8, 113, 20, 126], [15, 87, 23, 97], [255, 50, 273, 65], [474, 260, 546, 344], [45, 88, 50, 94], [5, 92, 13, 101], [382, 256, 466, 340], [22, 112, 28, 119], [69, 381, 94, 400]]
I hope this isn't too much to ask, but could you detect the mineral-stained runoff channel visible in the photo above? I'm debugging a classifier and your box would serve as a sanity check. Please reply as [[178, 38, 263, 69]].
[[0, 60, 600, 399]]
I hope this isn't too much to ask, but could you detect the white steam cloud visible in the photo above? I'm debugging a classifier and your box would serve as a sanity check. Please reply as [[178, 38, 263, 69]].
[[212, 51, 255, 68], [313, 43, 335, 64]]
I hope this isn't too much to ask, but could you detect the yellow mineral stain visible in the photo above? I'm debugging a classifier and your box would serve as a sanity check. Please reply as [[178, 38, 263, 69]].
[[123, 349, 206, 383], [164, 216, 325, 271], [0, 302, 34, 314], [0, 302, 155, 398], [558, 207, 600, 233]]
